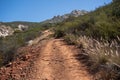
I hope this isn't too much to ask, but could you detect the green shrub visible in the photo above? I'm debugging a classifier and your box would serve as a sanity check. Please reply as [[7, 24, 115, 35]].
[[0, 25, 44, 66], [54, 28, 65, 38], [64, 34, 78, 45]]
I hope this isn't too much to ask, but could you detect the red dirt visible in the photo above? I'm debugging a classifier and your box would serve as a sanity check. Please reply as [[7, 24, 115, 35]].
[[0, 38, 92, 80], [27, 39, 92, 80]]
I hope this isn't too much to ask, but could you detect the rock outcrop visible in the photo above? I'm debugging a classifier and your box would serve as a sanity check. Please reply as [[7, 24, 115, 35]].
[[44, 10, 88, 23], [18, 24, 28, 31], [0, 25, 14, 37]]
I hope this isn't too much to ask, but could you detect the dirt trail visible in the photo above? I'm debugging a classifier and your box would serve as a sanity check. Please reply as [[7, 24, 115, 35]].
[[0, 30, 92, 80], [27, 39, 92, 80]]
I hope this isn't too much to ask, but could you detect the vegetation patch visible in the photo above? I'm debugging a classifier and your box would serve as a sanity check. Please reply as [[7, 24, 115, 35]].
[[0, 25, 45, 67], [52, 1, 120, 79]]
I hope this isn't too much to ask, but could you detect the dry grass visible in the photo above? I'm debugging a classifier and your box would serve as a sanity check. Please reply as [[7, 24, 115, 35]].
[[77, 36, 120, 65], [76, 36, 120, 80], [64, 34, 120, 80]]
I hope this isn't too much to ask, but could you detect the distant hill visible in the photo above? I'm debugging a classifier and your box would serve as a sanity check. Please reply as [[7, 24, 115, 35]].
[[53, 1, 120, 40], [43, 10, 88, 23], [0, 21, 38, 28], [0, 10, 88, 37]]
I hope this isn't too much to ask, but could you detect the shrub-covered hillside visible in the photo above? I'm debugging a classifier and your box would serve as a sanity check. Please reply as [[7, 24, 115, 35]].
[[53, 0, 120, 79], [54, 0, 120, 40], [0, 24, 46, 67]]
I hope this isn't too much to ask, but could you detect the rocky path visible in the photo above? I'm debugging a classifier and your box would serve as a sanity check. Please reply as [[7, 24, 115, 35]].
[[27, 39, 92, 80]]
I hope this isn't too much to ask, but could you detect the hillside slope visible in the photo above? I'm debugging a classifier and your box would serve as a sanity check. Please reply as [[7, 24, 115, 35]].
[[53, 0, 120, 40]]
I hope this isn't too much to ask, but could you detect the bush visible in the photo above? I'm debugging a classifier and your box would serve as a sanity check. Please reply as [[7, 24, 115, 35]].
[[0, 25, 44, 67], [64, 34, 78, 45], [54, 28, 65, 38]]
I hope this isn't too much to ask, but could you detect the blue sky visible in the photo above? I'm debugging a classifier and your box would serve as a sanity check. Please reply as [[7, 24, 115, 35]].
[[0, 0, 112, 22]]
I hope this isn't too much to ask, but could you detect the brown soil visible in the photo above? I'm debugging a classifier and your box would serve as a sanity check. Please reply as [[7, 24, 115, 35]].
[[0, 30, 92, 80], [27, 39, 92, 80]]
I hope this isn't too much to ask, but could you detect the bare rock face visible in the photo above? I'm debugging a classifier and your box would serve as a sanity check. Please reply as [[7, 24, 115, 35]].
[[0, 23, 29, 37], [0, 25, 14, 37], [70, 10, 88, 17], [18, 24, 28, 31]]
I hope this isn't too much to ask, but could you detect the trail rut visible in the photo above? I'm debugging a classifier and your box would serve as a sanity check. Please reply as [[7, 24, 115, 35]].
[[27, 39, 92, 80]]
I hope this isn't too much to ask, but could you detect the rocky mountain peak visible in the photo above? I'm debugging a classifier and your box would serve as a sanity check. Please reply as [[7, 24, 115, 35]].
[[44, 10, 88, 23], [70, 10, 88, 17]]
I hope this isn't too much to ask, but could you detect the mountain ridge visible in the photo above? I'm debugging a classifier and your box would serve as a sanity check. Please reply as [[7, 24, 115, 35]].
[[43, 10, 88, 23]]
